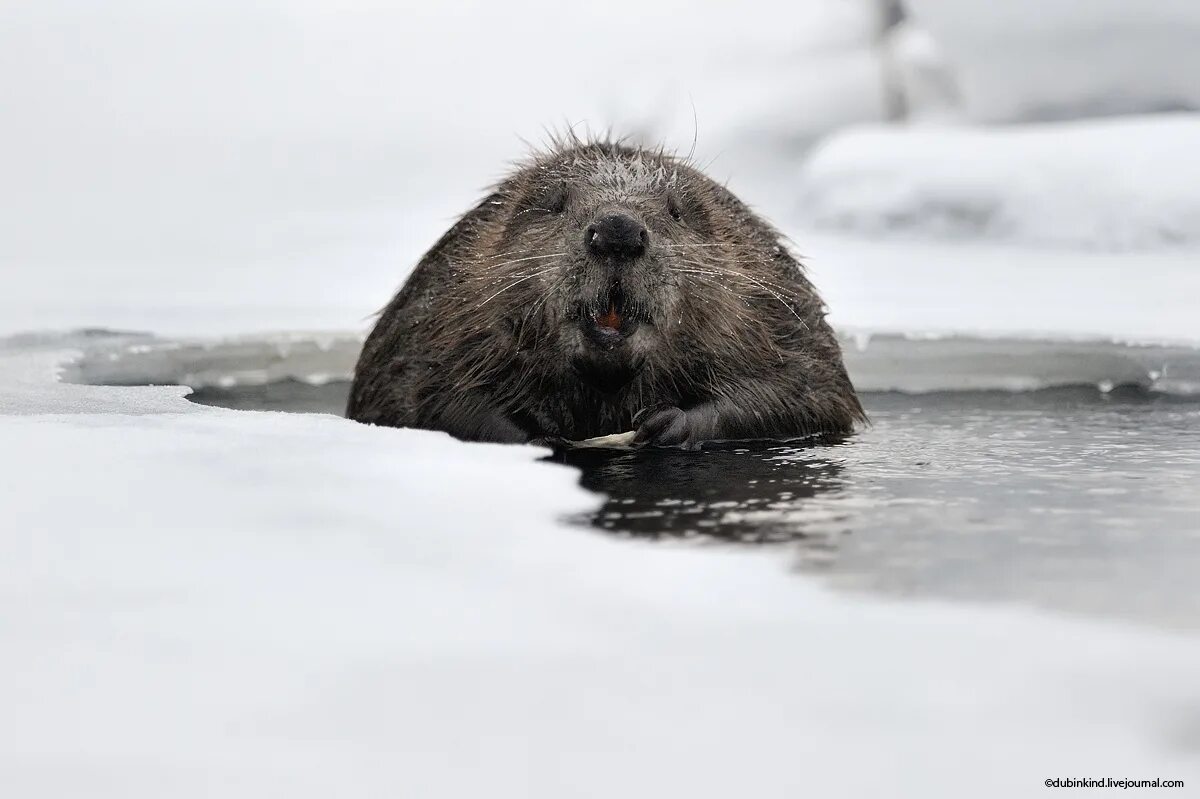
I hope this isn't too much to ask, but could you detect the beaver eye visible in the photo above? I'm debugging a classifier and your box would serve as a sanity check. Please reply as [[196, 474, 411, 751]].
[[540, 184, 569, 215], [512, 184, 568, 225], [666, 193, 683, 221]]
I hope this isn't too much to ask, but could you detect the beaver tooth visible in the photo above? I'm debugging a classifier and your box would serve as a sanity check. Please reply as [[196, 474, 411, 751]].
[[594, 301, 622, 331]]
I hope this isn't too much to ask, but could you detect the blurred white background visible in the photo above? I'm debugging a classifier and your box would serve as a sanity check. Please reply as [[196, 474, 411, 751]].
[[3, 0, 1199, 334]]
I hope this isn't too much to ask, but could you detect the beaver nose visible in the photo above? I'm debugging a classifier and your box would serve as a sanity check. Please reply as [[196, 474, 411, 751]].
[[586, 214, 649, 260]]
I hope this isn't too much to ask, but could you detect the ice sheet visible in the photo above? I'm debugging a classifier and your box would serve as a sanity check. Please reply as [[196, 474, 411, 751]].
[[3, 345, 1200, 797]]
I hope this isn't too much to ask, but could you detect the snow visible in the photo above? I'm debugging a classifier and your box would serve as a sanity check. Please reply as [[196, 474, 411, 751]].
[[800, 233, 1200, 344], [884, 19, 961, 122], [0, 0, 886, 329], [904, 0, 1200, 121], [4, 344, 1200, 797], [796, 116, 1200, 249], [0, 337, 194, 417]]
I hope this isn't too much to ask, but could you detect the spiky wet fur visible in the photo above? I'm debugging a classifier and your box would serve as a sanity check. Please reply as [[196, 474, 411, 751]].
[[348, 137, 865, 444]]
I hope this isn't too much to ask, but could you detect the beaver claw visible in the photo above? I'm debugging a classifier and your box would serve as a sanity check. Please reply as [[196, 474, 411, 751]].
[[634, 406, 696, 448]]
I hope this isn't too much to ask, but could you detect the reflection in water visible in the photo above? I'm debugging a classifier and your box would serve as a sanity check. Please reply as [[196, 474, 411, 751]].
[[546, 440, 847, 543]]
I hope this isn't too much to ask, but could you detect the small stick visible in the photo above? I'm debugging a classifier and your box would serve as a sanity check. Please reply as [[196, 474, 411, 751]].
[[571, 430, 637, 449]]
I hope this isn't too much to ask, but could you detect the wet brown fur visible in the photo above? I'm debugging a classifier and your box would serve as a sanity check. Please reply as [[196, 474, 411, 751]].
[[348, 136, 865, 446]]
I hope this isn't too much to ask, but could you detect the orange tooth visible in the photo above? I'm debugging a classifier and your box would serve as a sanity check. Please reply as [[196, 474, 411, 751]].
[[596, 304, 622, 330]]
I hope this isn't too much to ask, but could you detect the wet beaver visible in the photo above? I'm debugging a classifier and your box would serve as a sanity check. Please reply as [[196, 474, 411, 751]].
[[348, 138, 864, 447]]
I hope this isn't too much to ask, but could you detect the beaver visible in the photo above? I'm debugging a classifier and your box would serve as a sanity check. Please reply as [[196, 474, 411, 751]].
[[347, 137, 864, 447]]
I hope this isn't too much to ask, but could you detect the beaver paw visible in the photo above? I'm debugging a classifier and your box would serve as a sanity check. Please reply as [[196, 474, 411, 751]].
[[633, 406, 697, 449]]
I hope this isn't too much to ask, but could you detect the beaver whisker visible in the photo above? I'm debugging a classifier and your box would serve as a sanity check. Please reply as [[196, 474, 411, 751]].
[[673, 261, 807, 327], [472, 252, 567, 271], [474, 266, 560, 309], [678, 257, 810, 293], [685, 277, 758, 321], [674, 257, 794, 287], [684, 255, 781, 271], [674, 260, 801, 300], [675, 252, 770, 266], [658, 243, 775, 255], [466, 269, 563, 282], [671, 269, 754, 298], [480, 248, 562, 260], [657, 243, 753, 249], [673, 274, 759, 317], [682, 282, 781, 363], [520, 271, 572, 336]]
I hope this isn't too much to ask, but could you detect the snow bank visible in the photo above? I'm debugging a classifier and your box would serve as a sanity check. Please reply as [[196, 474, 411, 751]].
[[904, 0, 1200, 122], [3, 343, 1200, 797], [796, 115, 1200, 249], [798, 234, 1200, 344]]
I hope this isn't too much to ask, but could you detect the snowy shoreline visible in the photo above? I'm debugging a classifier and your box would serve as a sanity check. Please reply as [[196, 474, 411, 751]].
[[3, 333, 1200, 796]]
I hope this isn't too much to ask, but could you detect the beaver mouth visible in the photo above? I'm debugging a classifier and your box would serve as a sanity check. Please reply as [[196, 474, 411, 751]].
[[582, 281, 641, 347]]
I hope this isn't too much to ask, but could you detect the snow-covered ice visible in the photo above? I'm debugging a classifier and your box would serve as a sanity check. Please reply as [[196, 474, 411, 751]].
[[3, 343, 1200, 798], [797, 115, 1200, 249], [800, 233, 1200, 344]]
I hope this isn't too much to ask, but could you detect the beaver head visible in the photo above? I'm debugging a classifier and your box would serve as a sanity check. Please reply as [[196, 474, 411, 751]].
[[475, 139, 768, 394]]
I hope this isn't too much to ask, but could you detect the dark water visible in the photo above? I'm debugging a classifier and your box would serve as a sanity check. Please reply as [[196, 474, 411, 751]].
[[190, 382, 1200, 628]]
